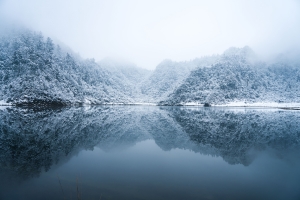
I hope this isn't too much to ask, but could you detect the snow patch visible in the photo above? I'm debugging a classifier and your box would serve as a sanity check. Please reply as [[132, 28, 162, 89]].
[[103, 102, 157, 106], [182, 102, 204, 106], [180, 101, 300, 110], [84, 98, 91, 105], [0, 100, 11, 110], [0, 100, 11, 106], [130, 102, 157, 106], [214, 101, 300, 109]]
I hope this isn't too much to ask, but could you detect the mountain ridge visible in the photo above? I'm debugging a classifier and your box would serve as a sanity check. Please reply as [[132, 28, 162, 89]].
[[1, 28, 300, 106]]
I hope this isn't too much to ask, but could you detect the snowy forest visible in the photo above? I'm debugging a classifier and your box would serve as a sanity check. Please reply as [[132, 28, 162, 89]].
[[0, 29, 300, 106]]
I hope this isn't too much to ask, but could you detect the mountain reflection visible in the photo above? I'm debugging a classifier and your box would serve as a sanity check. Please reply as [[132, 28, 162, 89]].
[[0, 106, 300, 179], [165, 107, 300, 165]]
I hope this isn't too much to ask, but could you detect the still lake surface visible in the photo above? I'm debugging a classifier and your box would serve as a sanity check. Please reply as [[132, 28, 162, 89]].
[[0, 106, 300, 200]]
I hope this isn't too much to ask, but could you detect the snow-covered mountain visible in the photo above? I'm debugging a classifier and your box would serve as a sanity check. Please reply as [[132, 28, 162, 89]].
[[139, 59, 197, 102], [0, 28, 217, 105], [99, 58, 151, 101], [161, 47, 300, 105], [140, 56, 220, 102], [1, 28, 300, 106], [0, 29, 135, 105]]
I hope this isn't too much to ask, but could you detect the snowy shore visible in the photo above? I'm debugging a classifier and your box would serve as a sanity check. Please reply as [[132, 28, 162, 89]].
[[1, 100, 300, 110], [0, 100, 11, 106], [182, 101, 300, 110]]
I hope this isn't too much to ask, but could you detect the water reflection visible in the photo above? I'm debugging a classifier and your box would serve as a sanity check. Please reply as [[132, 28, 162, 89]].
[[0, 106, 300, 199], [1, 106, 300, 179], [165, 107, 300, 165]]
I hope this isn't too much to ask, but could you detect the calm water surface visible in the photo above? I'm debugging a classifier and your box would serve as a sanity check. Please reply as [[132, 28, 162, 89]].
[[0, 106, 300, 200]]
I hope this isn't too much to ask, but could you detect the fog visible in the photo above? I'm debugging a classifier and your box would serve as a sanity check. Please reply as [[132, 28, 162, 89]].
[[0, 0, 300, 69]]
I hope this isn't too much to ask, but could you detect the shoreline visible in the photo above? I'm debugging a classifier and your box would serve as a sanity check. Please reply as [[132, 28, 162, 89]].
[[1, 99, 300, 110], [182, 102, 300, 110], [1, 102, 300, 110]]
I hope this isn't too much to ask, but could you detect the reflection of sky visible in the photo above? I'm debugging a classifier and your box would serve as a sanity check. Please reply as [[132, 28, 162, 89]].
[[2, 140, 300, 200]]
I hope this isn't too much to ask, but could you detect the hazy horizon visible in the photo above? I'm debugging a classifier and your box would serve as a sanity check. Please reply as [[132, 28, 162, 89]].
[[0, 0, 300, 69]]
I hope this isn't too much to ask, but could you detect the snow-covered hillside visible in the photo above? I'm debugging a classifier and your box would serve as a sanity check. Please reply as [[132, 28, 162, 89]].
[[161, 47, 300, 105], [139, 59, 197, 102], [99, 58, 151, 101], [1, 29, 300, 106], [0, 29, 135, 105], [140, 56, 220, 102]]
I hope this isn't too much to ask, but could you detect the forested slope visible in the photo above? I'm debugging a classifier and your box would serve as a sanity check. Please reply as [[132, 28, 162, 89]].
[[161, 47, 300, 105], [0, 29, 133, 105], [1, 29, 300, 106]]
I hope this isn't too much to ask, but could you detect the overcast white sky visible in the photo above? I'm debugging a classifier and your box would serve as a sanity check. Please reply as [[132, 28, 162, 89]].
[[0, 0, 300, 69]]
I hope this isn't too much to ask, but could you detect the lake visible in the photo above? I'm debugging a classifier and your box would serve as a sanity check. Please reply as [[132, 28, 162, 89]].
[[0, 106, 300, 200]]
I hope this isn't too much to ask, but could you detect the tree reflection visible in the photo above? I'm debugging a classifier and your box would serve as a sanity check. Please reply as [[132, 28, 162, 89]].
[[0, 106, 300, 179]]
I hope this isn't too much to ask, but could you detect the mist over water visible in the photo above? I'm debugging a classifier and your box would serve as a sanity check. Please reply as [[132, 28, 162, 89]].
[[0, 106, 300, 200]]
